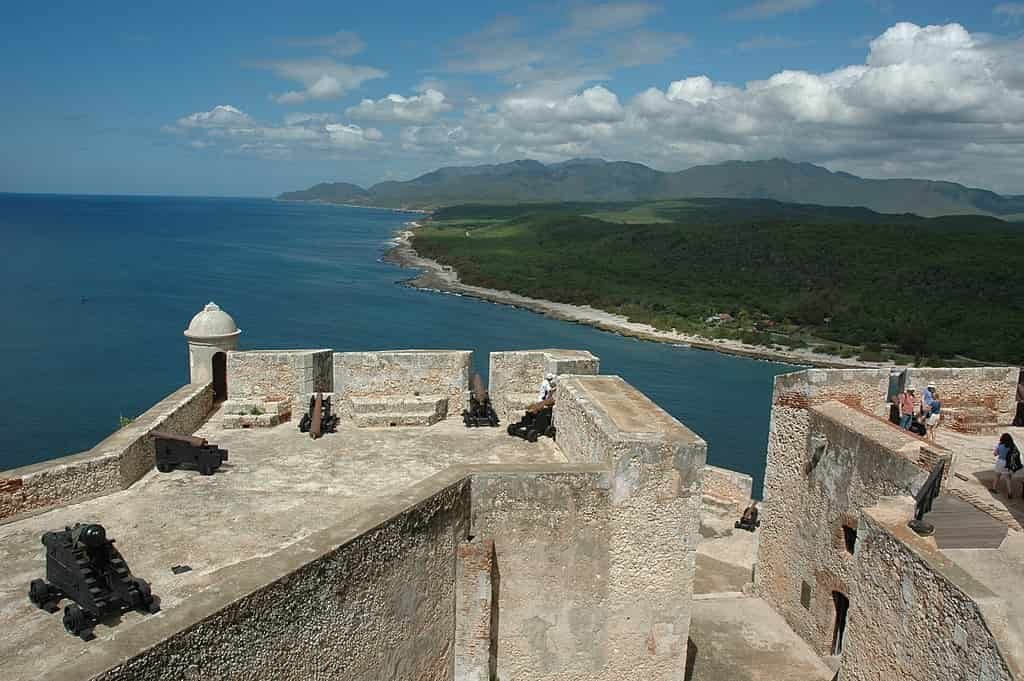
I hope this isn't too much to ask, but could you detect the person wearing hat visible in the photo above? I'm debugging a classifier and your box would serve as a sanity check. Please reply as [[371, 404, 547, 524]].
[[922, 383, 938, 417], [538, 372, 558, 402], [898, 387, 917, 430]]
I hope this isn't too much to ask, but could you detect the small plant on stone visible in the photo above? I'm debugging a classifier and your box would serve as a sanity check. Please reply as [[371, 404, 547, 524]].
[[118, 414, 135, 429], [250, 406, 263, 416]]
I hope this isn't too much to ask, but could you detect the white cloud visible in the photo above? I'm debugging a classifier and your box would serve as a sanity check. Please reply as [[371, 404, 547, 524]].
[[611, 30, 691, 66], [728, 0, 820, 20], [564, 2, 659, 36], [346, 89, 452, 123], [262, 59, 386, 103], [177, 105, 255, 128], [283, 30, 366, 56]]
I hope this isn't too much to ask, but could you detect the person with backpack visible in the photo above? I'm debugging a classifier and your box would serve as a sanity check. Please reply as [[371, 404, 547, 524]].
[[992, 433, 1021, 496]]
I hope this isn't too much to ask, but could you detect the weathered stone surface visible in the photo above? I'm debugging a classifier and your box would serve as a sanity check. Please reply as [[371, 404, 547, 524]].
[[703, 464, 754, 514], [334, 350, 471, 416], [455, 538, 498, 681], [841, 498, 1016, 681], [488, 349, 599, 422], [0, 383, 213, 522], [227, 349, 332, 400]]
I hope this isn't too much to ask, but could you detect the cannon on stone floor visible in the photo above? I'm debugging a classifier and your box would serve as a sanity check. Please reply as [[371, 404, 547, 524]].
[[28, 523, 159, 639], [463, 374, 499, 428], [507, 398, 556, 442], [150, 430, 228, 475], [299, 392, 338, 439]]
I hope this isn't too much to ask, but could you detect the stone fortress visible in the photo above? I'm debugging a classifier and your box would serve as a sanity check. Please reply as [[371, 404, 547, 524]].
[[0, 302, 1022, 681]]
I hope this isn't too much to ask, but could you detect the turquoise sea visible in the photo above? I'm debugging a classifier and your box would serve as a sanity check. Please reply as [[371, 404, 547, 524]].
[[0, 194, 796, 494]]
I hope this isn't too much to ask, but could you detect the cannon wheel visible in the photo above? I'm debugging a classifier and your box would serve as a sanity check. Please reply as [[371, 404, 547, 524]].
[[527, 429, 539, 443], [134, 579, 160, 613], [63, 604, 88, 637], [545, 426, 556, 438], [199, 461, 214, 476], [29, 579, 52, 608], [507, 424, 516, 436], [156, 462, 173, 473], [489, 414, 499, 427]]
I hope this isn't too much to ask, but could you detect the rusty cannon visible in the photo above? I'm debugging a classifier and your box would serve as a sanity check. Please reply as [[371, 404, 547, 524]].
[[463, 374, 499, 428], [299, 392, 339, 439], [29, 523, 159, 639], [507, 397, 556, 442], [150, 430, 228, 475]]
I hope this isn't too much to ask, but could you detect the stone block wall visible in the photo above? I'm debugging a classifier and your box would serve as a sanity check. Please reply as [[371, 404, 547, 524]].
[[548, 374, 706, 681], [702, 465, 754, 513], [455, 538, 498, 681], [756, 400, 941, 656], [907, 366, 1019, 424], [84, 477, 472, 681], [841, 498, 1016, 681], [488, 350, 600, 422], [226, 350, 332, 400], [334, 350, 471, 416], [0, 383, 213, 523]]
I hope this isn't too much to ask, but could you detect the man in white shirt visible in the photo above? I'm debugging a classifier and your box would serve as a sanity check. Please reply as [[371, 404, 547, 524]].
[[538, 373, 557, 401]]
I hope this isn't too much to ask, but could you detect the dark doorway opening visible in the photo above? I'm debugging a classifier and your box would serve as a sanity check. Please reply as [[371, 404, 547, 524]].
[[1014, 369, 1024, 427], [842, 525, 858, 554], [831, 591, 850, 655], [212, 352, 227, 402]]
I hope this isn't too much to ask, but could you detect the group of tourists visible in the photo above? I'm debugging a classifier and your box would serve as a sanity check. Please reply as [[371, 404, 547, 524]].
[[896, 383, 942, 438]]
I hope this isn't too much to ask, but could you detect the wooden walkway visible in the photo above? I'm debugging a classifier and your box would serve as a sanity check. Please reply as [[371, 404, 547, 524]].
[[930, 495, 1009, 549]]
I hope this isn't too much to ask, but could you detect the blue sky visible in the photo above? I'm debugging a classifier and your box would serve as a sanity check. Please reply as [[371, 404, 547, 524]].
[[2, 0, 1023, 196]]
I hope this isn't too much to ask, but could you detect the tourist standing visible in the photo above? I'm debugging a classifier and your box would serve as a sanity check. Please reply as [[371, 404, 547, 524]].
[[538, 373, 558, 402], [925, 389, 942, 441], [922, 383, 937, 416], [991, 433, 1020, 495], [899, 388, 917, 430]]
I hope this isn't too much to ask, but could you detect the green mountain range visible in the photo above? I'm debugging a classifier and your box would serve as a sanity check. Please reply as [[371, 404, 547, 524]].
[[278, 158, 1024, 219]]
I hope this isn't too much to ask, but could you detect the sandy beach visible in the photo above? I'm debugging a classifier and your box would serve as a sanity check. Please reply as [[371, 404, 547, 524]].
[[384, 222, 883, 369]]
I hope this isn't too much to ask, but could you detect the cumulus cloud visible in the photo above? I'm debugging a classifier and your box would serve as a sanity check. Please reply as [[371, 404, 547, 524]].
[[399, 22, 1024, 193], [166, 105, 381, 157], [728, 0, 820, 20], [262, 59, 386, 103], [346, 89, 452, 123]]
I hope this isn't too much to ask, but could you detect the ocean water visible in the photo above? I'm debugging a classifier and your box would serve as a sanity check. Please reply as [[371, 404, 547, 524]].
[[0, 194, 796, 494]]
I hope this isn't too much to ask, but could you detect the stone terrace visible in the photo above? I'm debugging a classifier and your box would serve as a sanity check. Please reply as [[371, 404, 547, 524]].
[[0, 414, 565, 681]]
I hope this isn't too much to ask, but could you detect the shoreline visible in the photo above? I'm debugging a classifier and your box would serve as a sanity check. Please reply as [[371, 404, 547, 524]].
[[274, 197, 431, 214], [383, 222, 885, 369]]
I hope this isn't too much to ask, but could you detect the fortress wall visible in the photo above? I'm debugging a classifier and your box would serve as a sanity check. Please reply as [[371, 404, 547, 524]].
[[756, 400, 937, 656], [702, 464, 754, 513], [488, 350, 600, 422], [334, 350, 471, 416], [907, 366, 1019, 423], [0, 383, 213, 524], [226, 349, 333, 400], [841, 498, 1015, 681], [82, 475, 472, 681], [540, 374, 705, 681], [471, 468, 612, 681]]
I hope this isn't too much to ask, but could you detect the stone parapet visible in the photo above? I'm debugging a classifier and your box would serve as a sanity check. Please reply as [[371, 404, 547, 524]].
[[226, 349, 332, 400], [334, 350, 471, 416], [488, 349, 600, 422], [703, 465, 754, 513], [0, 382, 213, 523]]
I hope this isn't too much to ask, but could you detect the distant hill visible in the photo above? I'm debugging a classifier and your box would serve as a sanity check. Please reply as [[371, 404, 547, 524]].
[[278, 158, 1024, 218]]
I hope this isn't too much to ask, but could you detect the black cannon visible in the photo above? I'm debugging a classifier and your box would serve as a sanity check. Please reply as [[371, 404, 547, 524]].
[[299, 392, 338, 439], [151, 430, 227, 475], [463, 374, 499, 427], [28, 523, 159, 639], [507, 401, 556, 442]]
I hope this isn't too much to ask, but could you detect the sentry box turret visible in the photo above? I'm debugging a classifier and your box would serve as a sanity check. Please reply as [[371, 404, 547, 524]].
[[150, 430, 228, 475], [28, 523, 159, 639]]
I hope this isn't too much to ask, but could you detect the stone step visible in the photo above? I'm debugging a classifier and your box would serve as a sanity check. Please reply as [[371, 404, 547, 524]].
[[221, 396, 291, 417], [352, 411, 445, 428], [222, 413, 285, 430], [348, 395, 447, 415]]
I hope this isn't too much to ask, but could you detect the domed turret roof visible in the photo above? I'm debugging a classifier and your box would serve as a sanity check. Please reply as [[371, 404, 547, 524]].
[[184, 302, 241, 340]]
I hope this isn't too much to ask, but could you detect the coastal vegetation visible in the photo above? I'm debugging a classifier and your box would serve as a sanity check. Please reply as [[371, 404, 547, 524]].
[[413, 198, 1024, 365]]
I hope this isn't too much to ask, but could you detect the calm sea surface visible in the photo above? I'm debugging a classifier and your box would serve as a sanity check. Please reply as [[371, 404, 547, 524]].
[[0, 194, 796, 494]]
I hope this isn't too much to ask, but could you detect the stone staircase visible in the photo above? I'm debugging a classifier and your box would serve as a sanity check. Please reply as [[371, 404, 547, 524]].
[[220, 396, 291, 429], [347, 395, 448, 427]]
